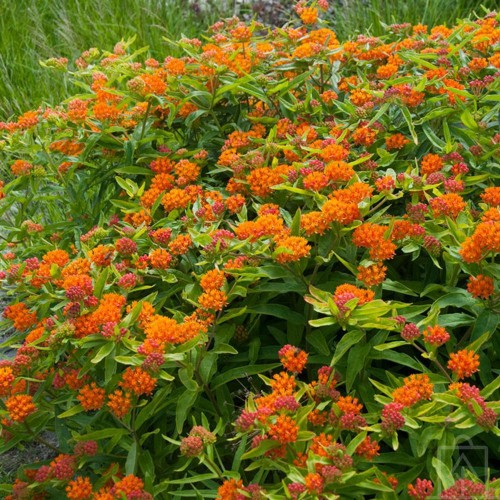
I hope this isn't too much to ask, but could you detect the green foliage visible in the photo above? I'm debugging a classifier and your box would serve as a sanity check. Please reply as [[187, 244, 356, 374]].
[[0, 3, 499, 499]]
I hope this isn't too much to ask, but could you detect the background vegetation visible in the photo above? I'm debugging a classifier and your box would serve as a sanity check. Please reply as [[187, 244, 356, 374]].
[[0, 0, 497, 119]]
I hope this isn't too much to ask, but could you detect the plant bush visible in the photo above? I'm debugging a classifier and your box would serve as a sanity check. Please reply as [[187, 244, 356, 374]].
[[0, 2, 499, 498]]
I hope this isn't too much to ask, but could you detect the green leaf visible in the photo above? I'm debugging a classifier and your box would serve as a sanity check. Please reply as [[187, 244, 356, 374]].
[[241, 439, 279, 460], [125, 441, 138, 475], [58, 405, 84, 418], [401, 107, 418, 144], [332, 330, 365, 366], [94, 267, 110, 298], [211, 363, 280, 389], [247, 304, 304, 323], [91, 342, 115, 364], [176, 390, 199, 434], [374, 341, 407, 351], [431, 457, 455, 490], [346, 431, 367, 455]]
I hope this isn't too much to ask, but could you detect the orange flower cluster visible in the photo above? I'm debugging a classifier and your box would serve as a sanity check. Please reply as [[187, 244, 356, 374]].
[[460, 221, 500, 263], [392, 374, 434, 407], [66, 476, 93, 500], [107, 389, 132, 418], [274, 235, 311, 263], [420, 153, 443, 175], [77, 383, 106, 411], [269, 414, 299, 444], [149, 248, 172, 269], [3, 302, 37, 331], [422, 325, 450, 347], [467, 274, 494, 299], [0, 367, 15, 397], [334, 283, 374, 305], [120, 367, 157, 396], [357, 262, 387, 287], [430, 193, 466, 219], [5, 394, 36, 422], [352, 223, 396, 261], [278, 345, 308, 373], [448, 350, 480, 379]]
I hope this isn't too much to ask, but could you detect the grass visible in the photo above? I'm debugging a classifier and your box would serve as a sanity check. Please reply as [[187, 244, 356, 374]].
[[0, 0, 225, 119], [0, 0, 497, 120], [328, 0, 498, 40]]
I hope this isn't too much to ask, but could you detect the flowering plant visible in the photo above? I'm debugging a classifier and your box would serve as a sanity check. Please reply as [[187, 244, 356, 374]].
[[0, 1, 499, 498]]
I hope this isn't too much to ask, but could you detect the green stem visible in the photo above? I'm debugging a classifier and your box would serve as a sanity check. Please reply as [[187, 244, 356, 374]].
[[202, 455, 224, 479]]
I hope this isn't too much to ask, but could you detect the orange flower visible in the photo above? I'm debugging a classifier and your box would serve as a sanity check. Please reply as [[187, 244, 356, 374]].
[[0, 367, 15, 397], [334, 283, 374, 305], [319, 144, 349, 162], [270, 371, 296, 397], [269, 415, 299, 444], [355, 436, 380, 460], [5, 394, 36, 422], [66, 476, 93, 500], [247, 167, 283, 197], [421, 153, 443, 175], [140, 73, 166, 95], [77, 383, 106, 411], [448, 350, 480, 379], [459, 221, 500, 263], [217, 479, 244, 500], [430, 193, 466, 219], [303, 172, 328, 191], [162, 188, 191, 212], [377, 63, 398, 79], [169, 234, 192, 255], [200, 269, 226, 291], [278, 345, 308, 373], [43, 249, 70, 267], [93, 102, 121, 122], [199, 290, 228, 311], [386, 133, 410, 150], [467, 275, 494, 299], [225, 194, 246, 213], [107, 389, 131, 418], [357, 262, 387, 287], [352, 223, 387, 248], [88, 245, 114, 267], [422, 325, 450, 346], [3, 303, 37, 331], [392, 374, 433, 407], [175, 160, 200, 186], [274, 235, 311, 263], [333, 182, 373, 204], [120, 367, 157, 396], [337, 395, 363, 415], [149, 248, 172, 269], [301, 211, 329, 236], [113, 475, 145, 497], [10, 160, 33, 176], [350, 89, 372, 106], [305, 472, 324, 494], [324, 161, 355, 182], [480, 187, 500, 207], [299, 7, 318, 25]]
